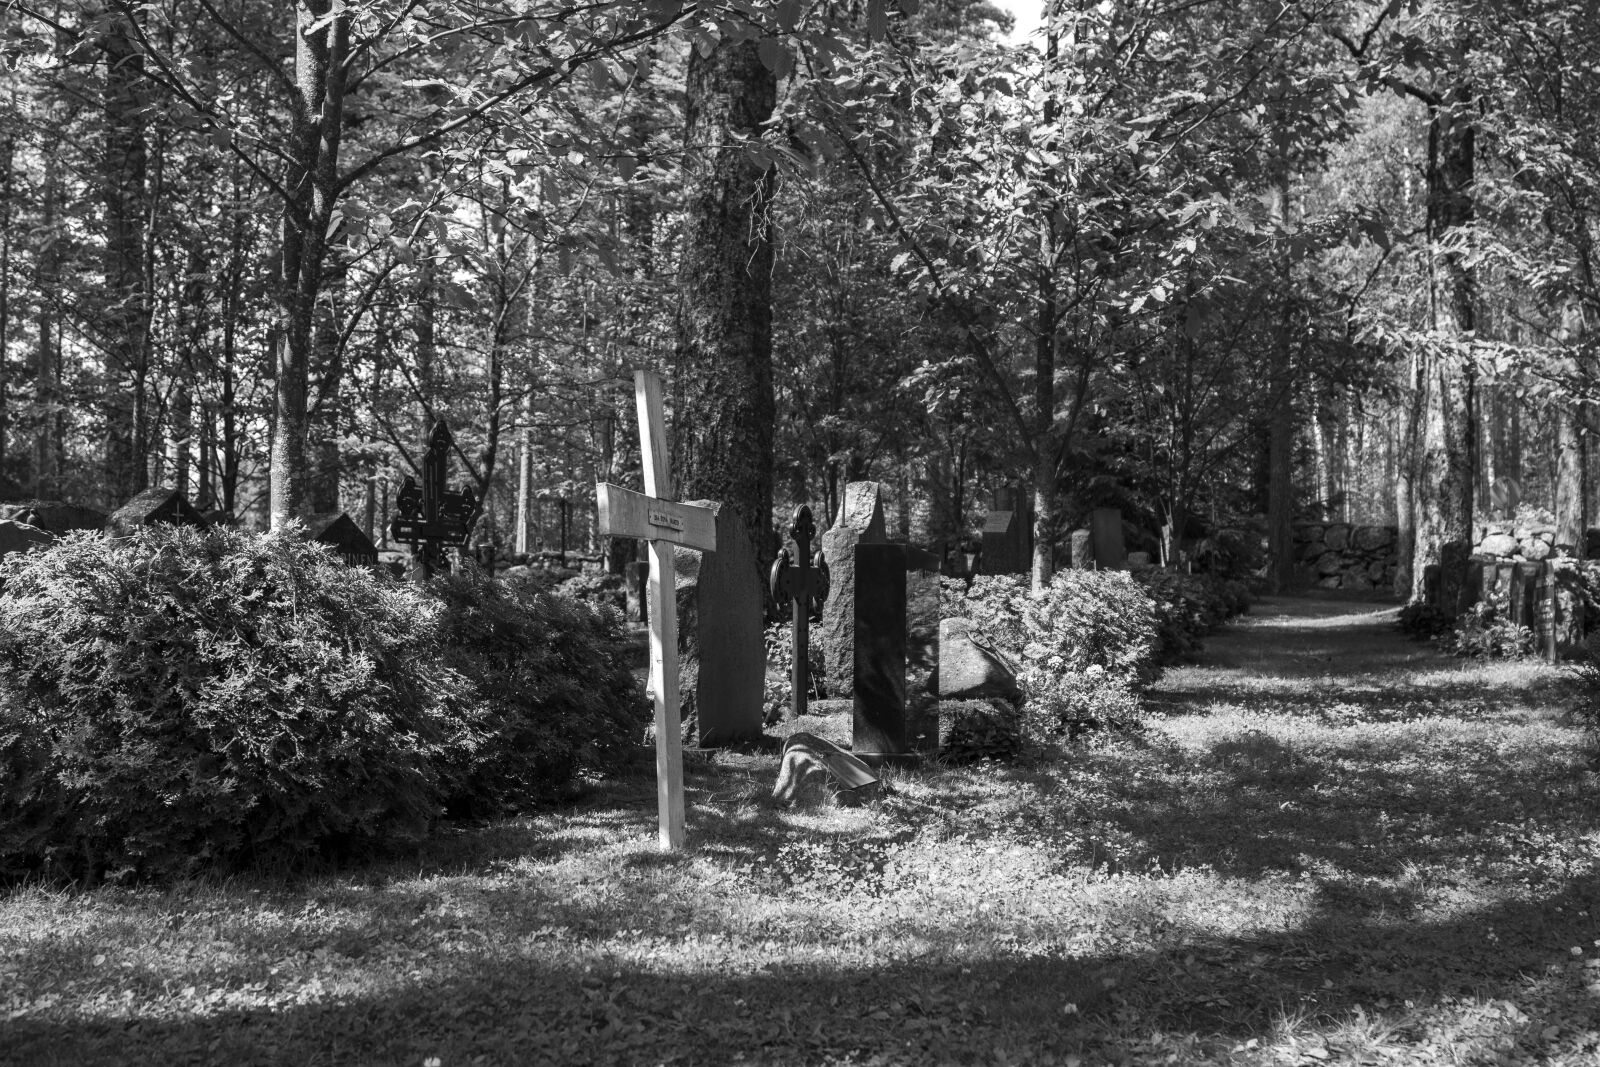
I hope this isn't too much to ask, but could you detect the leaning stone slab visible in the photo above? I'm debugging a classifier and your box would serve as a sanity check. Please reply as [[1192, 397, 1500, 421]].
[[939, 617, 1021, 702], [772, 731, 880, 807], [819, 482, 888, 700]]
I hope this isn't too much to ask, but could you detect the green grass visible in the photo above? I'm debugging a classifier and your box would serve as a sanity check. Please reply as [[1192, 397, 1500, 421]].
[[4, 595, 1600, 1065]]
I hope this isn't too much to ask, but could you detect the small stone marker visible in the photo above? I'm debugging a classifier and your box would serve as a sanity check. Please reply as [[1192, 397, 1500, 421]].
[[1070, 528, 1092, 570], [306, 511, 378, 567], [109, 487, 208, 535], [595, 370, 717, 850], [389, 421, 480, 581], [769, 505, 829, 720], [1090, 508, 1126, 569]]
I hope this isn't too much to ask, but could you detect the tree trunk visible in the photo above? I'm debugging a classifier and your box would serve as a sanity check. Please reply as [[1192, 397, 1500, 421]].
[[34, 135, 60, 499], [1409, 78, 1477, 609], [671, 34, 778, 564], [102, 6, 152, 504], [270, 0, 348, 529], [1556, 301, 1588, 555]]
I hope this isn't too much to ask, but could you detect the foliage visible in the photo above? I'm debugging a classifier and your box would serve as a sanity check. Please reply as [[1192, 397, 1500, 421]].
[[430, 568, 648, 817], [1021, 665, 1146, 743], [553, 570, 627, 615], [0, 526, 447, 882], [1397, 599, 1456, 639], [937, 698, 1021, 764], [1441, 602, 1535, 661], [1131, 570, 1252, 664]]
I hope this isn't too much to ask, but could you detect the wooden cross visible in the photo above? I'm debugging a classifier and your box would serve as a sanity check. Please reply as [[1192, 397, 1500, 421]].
[[595, 370, 717, 850]]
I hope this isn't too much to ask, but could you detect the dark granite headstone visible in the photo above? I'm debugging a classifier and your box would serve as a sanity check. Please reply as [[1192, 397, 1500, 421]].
[[852, 542, 907, 764], [846, 544, 942, 764], [646, 500, 764, 746], [1090, 508, 1126, 569], [625, 559, 649, 624], [981, 510, 1022, 575], [1508, 562, 1539, 629], [904, 547, 941, 758], [820, 481, 887, 701], [1421, 564, 1442, 609]]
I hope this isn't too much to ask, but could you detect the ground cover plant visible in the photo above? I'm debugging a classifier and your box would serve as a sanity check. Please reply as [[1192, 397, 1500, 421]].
[[5, 595, 1599, 1065]]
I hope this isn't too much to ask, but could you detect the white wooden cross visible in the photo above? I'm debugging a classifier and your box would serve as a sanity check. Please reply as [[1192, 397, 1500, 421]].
[[595, 369, 717, 850]]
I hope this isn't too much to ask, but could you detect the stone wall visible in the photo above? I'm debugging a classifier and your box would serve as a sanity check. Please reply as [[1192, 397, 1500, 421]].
[[1292, 523, 1398, 590], [1471, 520, 1557, 563]]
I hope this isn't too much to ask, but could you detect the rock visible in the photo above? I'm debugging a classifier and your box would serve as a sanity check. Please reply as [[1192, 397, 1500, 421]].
[[1353, 525, 1393, 551], [772, 731, 880, 807], [1324, 525, 1350, 551], [1514, 527, 1531, 542], [1127, 550, 1153, 568], [1300, 541, 1327, 562], [1537, 529, 1555, 543], [1317, 552, 1343, 575], [939, 618, 1021, 702], [1479, 532, 1519, 557], [1522, 538, 1552, 562], [1301, 525, 1325, 543], [1070, 529, 1092, 570], [0, 519, 53, 559], [1346, 574, 1374, 591], [1367, 561, 1386, 581], [0, 500, 107, 536], [1317, 575, 1342, 589]]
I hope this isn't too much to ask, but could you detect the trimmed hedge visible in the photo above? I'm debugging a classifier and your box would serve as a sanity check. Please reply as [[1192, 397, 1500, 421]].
[[1131, 570, 1251, 664], [0, 526, 646, 882], [0, 526, 446, 881]]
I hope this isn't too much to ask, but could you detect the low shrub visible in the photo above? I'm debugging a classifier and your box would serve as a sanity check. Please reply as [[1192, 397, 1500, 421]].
[[939, 699, 1021, 764], [0, 526, 446, 882], [1132, 570, 1251, 663], [1441, 601, 1534, 659], [432, 568, 648, 816]]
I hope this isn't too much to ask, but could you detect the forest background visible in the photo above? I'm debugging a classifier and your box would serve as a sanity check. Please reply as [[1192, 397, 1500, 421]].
[[1, 0, 1596, 597]]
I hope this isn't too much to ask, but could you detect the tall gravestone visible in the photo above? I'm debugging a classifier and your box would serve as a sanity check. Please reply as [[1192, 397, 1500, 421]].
[[1070, 528, 1092, 570], [820, 482, 887, 701], [1090, 508, 1126, 569], [625, 559, 649, 624], [851, 543, 940, 765], [647, 500, 765, 746], [981, 510, 1023, 574]]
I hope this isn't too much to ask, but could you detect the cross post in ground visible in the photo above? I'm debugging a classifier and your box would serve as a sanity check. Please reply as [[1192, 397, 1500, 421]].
[[595, 370, 717, 849]]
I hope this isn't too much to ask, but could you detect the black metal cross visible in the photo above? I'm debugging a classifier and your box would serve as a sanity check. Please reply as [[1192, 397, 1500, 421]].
[[389, 420, 480, 581], [769, 505, 829, 720]]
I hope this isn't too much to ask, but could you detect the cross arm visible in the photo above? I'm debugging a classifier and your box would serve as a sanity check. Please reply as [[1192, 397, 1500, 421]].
[[596, 483, 718, 554]]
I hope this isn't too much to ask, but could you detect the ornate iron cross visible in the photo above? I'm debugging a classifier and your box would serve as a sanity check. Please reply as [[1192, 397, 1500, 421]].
[[390, 420, 479, 581], [769, 504, 829, 721]]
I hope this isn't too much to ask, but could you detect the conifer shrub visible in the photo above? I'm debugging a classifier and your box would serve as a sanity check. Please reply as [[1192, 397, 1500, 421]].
[[1132, 570, 1251, 663], [431, 568, 648, 817], [0, 526, 448, 881]]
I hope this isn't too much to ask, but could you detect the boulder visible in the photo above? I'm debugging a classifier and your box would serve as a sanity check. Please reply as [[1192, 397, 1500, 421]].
[[939, 618, 1022, 702], [1346, 574, 1374, 591], [1521, 538, 1552, 562], [1324, 525, 1350, 551], [1317, 552, 1343, 575], [1479, 532, 1519, 557], [1299, 540, 1327, 561], [1300, 525, 1325, 543], [1127, 550, 1153, 568], [0, 520, 53, 558], [1317, 575, 1342, 589], [1353, 525, 1393, 551], [1367, 560, 1386, 581]]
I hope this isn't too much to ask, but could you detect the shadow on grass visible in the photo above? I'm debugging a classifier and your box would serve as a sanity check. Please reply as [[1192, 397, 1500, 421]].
[[6, 867, 1599, 1066]]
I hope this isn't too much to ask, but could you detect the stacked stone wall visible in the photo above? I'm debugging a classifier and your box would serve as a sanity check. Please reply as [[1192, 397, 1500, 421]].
[[1470, 521, 1557, 562], [1292, 523, 1398, 590]]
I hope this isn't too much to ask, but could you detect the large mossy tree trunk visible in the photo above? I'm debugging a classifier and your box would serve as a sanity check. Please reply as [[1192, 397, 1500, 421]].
[[1409, 80, 1477, 609], [670, 34, 778, 567]]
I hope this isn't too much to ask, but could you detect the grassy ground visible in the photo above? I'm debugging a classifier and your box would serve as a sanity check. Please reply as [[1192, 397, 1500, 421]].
[[4, 594, 1600, 1066]]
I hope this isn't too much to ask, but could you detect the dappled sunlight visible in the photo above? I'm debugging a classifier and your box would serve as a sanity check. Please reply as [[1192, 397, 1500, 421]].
[[6, 594, 1600, 1064]]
